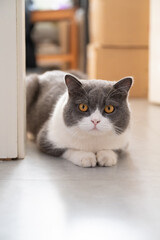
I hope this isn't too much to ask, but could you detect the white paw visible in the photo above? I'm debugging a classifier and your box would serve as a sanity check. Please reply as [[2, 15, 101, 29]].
[[80, 152, 97, 167], [63, 150, 97, 168], [73, 152, 97, 167], [96, 150, 117, 167]]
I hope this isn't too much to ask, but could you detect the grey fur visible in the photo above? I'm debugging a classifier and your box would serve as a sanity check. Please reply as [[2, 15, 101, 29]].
[[27, 70, 88, 136], [27, 71, 66, 136], [26, 74, 39, 111], [26, 70, 132, 157], [37, 121, 66, 157]]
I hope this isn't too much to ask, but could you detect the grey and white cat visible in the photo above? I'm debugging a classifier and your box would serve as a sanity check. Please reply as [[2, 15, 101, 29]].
[[27, 70, 133, 167]]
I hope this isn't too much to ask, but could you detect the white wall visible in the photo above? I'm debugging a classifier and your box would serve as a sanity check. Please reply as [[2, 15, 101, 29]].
[[0, 0, 25, 159], [149, 0, 160, 104]]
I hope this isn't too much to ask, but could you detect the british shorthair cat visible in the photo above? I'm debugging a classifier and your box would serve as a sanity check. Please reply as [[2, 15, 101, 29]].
[[27, 70, 133, 167]]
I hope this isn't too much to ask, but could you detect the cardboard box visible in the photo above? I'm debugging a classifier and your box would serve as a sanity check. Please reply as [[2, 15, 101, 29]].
[[89, 0, 149, 46], [87, 44, 148, 97]]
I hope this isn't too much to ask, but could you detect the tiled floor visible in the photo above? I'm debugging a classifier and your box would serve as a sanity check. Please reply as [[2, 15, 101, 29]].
[[0, 99, 160, 240]]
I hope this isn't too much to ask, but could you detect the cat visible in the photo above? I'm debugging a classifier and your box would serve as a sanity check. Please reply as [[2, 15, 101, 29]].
[[27, 70, 133, 167]]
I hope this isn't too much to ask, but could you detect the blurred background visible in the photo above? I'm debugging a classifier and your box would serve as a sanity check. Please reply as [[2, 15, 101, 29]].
[[26, 0, 149, 98]]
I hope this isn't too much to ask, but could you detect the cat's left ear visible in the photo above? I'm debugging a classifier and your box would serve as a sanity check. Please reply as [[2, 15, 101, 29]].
[[114, 77, 133, 94], [65, 74, 82, 95]]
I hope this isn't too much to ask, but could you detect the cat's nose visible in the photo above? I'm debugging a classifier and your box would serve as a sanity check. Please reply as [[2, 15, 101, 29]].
[[91, 119, 101, 125]]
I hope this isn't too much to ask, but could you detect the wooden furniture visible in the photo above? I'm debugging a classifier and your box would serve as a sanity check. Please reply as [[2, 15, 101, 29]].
[[88, 0, 149, 97], [31, 8, 78, 69]]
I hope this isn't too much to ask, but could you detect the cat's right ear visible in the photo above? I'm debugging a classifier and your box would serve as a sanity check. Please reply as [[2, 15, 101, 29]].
[[65, 74, 82, 95]]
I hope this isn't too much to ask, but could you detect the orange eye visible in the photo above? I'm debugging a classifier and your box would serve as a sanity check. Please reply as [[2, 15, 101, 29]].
[[104, 105, 114, 114], [79, 103, 88, 112]]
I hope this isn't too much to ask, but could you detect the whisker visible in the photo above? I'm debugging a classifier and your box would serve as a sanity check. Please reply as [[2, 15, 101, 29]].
[[114, 126, 124, 135]]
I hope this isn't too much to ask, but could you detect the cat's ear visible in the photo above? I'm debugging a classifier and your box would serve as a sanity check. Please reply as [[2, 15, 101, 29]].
[[65, 74, 82, 95], [114, 77, 133, 94]]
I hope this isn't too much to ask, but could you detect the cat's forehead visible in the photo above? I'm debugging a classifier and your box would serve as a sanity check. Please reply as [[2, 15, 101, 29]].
[[79, 80, 115, 102]]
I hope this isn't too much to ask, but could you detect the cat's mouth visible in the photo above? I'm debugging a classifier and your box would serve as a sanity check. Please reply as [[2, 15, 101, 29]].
[[88, 126, 105, 136], [90, 126, 99, 131]]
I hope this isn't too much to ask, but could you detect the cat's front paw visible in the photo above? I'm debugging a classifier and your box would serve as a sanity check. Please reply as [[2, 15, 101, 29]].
[[63, 150, 97, 167], [77, 152, 97, 167], [96, 150, 117, 167], [80, 152, 97, 167]]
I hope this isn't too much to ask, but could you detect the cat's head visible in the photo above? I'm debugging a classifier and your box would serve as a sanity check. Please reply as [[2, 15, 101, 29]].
[[63, 74, 133, 136]]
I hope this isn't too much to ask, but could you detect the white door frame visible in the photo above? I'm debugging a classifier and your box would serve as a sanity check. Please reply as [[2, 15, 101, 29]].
[[0, 0, 25, 159], [17, 0, 26, 158]]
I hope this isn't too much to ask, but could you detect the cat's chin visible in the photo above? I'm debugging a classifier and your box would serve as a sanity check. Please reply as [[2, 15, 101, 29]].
[[86, 128, 107, 136], [88, 130, 104, 136], [75, 125, 111, 136]]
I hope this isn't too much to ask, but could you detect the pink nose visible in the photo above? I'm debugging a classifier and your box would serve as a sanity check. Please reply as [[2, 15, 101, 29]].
[[91, 120, 101, 125]]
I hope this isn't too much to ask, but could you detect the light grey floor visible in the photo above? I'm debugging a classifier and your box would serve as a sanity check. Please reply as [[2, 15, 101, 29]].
[[0, 99, 160, 240]]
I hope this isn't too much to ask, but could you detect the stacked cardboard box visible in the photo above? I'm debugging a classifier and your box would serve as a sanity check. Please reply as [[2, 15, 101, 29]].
[[87, 0, 149, 97]]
